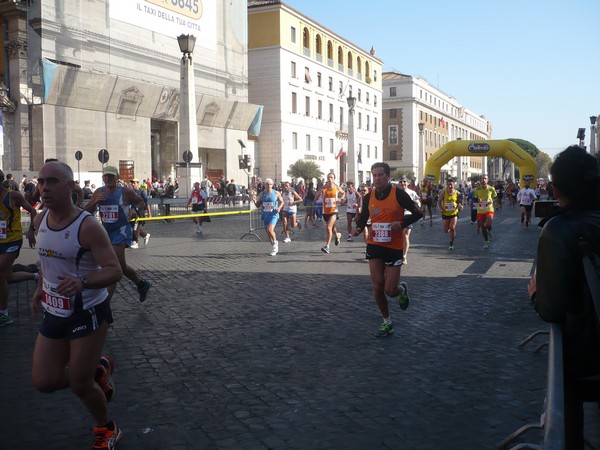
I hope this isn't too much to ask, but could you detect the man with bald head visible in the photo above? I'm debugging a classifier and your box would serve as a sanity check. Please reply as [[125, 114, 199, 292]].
[[30, 161, 124, 448]]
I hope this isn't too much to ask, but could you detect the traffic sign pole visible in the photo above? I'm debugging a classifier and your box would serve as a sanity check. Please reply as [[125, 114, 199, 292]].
[[75, 150, 83, 183]]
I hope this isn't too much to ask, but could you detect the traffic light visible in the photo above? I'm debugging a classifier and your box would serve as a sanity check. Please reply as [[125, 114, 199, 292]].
[[238, 154, 252, 170]]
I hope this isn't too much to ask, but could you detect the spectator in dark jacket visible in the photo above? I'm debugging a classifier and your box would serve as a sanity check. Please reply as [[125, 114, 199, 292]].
[[529, 145, 600, 449], [226, 179, 236, 205]]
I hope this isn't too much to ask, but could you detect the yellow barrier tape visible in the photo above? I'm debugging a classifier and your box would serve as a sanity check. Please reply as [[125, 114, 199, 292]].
[[132, 209, 255, 222]]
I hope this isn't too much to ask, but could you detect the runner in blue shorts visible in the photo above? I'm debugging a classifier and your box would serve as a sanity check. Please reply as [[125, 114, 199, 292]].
[[252, 178, 284, 256], [85, 166, 152, 302]]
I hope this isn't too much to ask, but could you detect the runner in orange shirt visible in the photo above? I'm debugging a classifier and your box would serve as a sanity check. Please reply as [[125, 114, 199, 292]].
[[314, 173, 345, 254], [353, 163, 422, 337]]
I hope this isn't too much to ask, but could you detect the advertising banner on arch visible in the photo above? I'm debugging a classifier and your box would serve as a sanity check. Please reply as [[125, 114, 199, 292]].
[[109, 0, 216, 50]]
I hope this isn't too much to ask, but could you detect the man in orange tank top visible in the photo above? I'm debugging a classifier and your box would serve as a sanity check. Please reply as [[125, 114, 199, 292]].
[[353, 163, 422, 337]]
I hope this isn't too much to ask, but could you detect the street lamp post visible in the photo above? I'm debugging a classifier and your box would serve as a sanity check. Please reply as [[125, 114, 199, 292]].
[[177, 34, 198, 200], [418, 122, 425, 182], [590, 116, 597, 156], [346, 95, 357, 184]]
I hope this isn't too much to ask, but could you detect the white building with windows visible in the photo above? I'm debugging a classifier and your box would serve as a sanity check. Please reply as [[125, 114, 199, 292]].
[[0, 0, 259, 189], [248, 1, 383, 184], [382, 71, 493, 184]]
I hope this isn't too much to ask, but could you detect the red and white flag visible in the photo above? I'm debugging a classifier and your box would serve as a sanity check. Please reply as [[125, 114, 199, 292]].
[[335, 147, 345, 160]]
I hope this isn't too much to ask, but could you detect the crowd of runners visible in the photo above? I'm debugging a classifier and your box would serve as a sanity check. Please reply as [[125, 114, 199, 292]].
[[0, 158, 555, 449]]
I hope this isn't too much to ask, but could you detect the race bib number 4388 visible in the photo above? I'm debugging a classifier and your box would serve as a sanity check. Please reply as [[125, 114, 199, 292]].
[[371, 223, 392, 242]]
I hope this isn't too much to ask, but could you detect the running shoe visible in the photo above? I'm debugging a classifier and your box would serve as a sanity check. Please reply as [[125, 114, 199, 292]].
[[99, 354, 115, 375], [137, 279, 152, 303], [483, 241, 490, 249], [270, 248, 277, 256], [347, 235, 354, 242], [321, 245, 330, 254], [129, 241, 139, 249], [95, 362, 115, 402], [283, 237, 291, 243], [0, 312, 13, 327], [375, 321, 394, 337], [144, 233, 151, 246], [398, 281, 410, 311], [334, 232, 341, 246], [92, 420, 122, 449], [448, 242, 454, 250]]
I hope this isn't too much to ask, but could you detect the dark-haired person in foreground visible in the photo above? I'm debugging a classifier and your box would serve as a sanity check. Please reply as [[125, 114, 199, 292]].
[[354, 162, 422, 337], [528, 145, 600, 449]]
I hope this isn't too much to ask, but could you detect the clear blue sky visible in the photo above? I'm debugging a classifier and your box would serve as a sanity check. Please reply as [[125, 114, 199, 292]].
[[282, 0, 600, 158]]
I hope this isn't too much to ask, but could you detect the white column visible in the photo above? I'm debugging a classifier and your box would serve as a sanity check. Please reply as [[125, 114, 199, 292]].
[[179, 51, 198, 199], [347, 97, 358, 184]]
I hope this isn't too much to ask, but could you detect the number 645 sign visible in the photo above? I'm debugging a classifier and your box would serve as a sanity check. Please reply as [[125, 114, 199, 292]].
[[146, 0, 203, 20]]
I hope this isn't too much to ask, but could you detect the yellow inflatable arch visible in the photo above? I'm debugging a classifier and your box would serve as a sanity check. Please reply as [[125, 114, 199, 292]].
[[423, 139, 537, 186]]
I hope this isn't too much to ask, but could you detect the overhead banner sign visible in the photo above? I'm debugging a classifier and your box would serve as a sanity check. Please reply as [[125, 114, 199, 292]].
[[109, 0, 216, 50]]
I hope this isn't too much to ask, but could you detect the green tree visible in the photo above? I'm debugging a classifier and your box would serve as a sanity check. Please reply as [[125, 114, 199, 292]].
[[535, 152, 552, 180], [289, 159, 323, 181], [508, 138, 540, 158], [391, 168, 415, 182]]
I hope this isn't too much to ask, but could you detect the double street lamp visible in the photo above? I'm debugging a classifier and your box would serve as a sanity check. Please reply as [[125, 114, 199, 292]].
[[346, 95, 358, 184]]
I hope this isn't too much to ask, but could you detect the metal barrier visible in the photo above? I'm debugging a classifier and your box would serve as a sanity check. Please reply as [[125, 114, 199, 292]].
[[497, 324, 564, 450], [543, 324, 565, 450], [240, 205, 262, 241]]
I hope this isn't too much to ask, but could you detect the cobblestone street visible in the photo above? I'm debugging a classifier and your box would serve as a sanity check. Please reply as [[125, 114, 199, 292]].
[[1, 203, 595, 449]]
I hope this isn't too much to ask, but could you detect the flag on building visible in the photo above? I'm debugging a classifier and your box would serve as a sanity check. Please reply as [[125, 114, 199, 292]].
[[440, 117, 446, 127], [357, 148, 362, 164], [335, 147, 344, 160]]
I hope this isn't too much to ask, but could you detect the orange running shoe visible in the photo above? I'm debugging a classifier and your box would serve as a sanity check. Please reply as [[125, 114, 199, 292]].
[[95, 355, 115, 402], [92, 420, 122, 449]]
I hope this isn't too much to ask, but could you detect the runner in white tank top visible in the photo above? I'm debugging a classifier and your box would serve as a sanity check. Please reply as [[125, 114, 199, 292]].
[[30, 161, 124, 449]]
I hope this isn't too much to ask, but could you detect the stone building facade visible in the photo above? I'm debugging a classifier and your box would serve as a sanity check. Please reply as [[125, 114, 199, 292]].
[[0, 0, 259, 188], [382, 71, 493, 184]]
